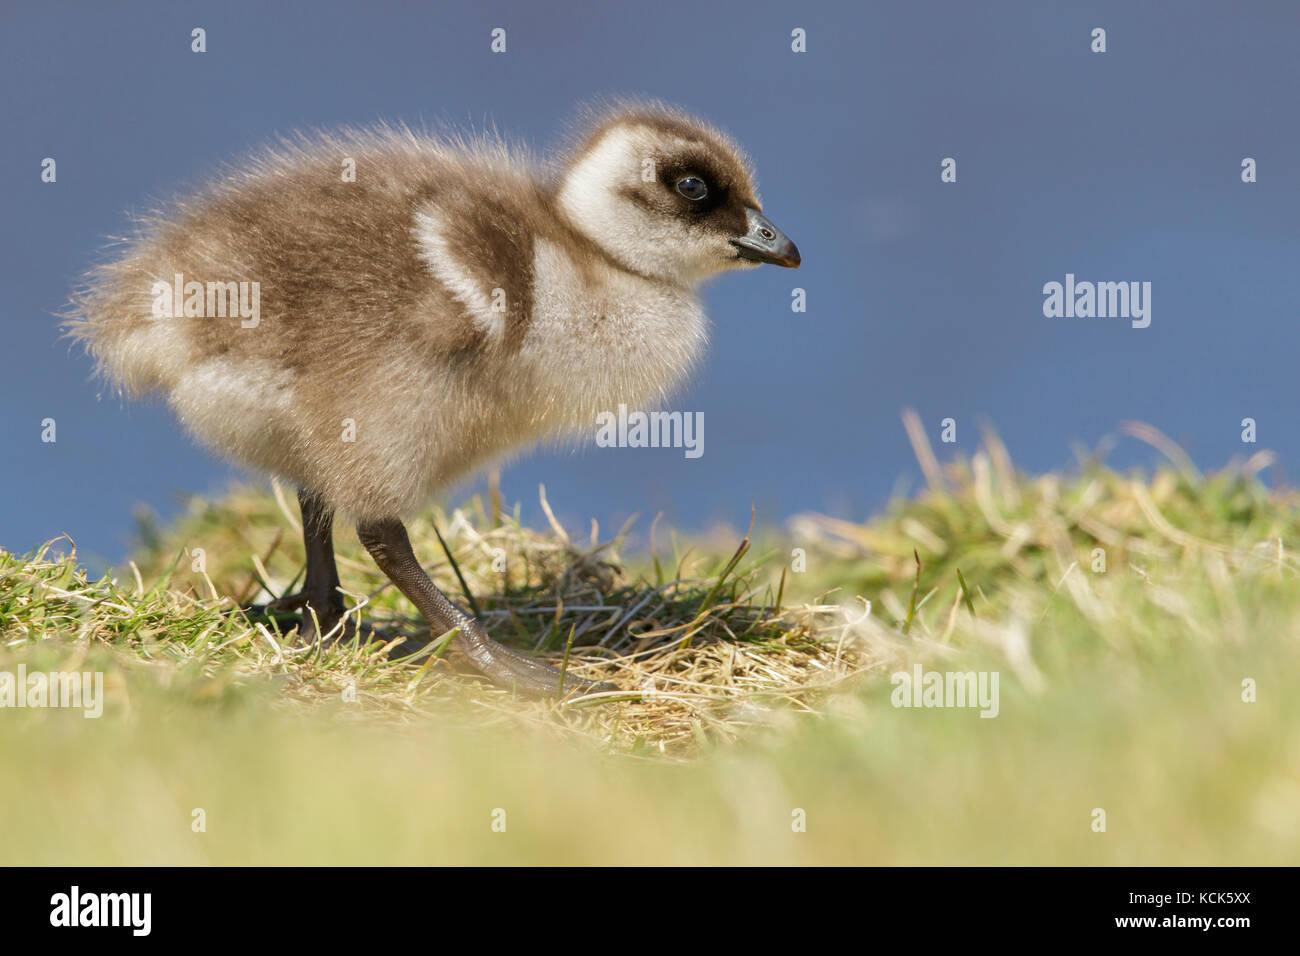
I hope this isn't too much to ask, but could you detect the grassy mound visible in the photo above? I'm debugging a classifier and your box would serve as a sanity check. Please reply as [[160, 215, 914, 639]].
[[2, 424, 1297, 863]]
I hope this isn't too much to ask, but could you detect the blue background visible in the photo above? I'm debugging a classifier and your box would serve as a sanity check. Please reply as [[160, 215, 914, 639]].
[[2, 0, 1298, 568]]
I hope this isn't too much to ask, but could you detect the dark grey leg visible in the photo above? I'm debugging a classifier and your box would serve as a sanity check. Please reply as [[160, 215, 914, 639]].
[[265, 488, 349, 641], [356, 516, 612, 697]]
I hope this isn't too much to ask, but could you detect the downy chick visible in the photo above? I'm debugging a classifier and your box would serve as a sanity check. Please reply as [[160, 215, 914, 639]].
[[68, 103, 800, 696]]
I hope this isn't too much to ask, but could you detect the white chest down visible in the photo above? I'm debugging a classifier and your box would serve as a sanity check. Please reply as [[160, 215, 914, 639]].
[[516, 237, 709, 429]]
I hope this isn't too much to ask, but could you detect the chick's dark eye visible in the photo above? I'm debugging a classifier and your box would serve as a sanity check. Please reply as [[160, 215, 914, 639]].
[[676, 176, 708, 201]]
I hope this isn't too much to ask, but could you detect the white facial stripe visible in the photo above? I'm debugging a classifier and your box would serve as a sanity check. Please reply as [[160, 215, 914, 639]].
[[556, 127, 650, 270], [413, 209, 506, 339], [558, 125, 749, 284]]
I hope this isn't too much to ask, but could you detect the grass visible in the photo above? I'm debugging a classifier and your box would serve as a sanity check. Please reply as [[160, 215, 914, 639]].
[[1, 418, 1298, 864]]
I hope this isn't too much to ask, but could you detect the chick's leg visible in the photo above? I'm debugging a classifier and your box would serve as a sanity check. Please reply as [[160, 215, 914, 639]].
[[261, 488, 350, 642], [355, 516, 611, 697]]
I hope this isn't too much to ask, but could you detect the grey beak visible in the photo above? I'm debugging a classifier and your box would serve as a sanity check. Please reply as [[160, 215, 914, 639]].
[[731, 208, 801, 268]]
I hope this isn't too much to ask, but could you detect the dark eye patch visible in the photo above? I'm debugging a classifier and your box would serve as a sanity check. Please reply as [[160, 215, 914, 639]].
[[660, 163, 727, 213]]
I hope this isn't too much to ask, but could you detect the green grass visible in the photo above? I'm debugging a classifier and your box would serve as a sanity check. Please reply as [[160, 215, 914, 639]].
[[2, 426, 1298, 864]]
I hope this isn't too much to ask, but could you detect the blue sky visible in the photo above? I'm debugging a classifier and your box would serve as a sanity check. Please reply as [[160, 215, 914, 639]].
[[2, 0, 1298, 568]]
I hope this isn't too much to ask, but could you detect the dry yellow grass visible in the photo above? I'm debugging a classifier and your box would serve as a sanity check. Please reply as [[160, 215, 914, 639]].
[[3, 425, 1297, 863]]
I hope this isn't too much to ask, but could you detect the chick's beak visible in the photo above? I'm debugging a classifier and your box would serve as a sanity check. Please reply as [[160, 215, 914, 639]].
[[731, 208, 801, 268]]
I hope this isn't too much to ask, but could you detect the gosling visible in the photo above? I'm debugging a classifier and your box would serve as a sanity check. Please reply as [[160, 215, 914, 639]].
[[68, 103, 800, 696]]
